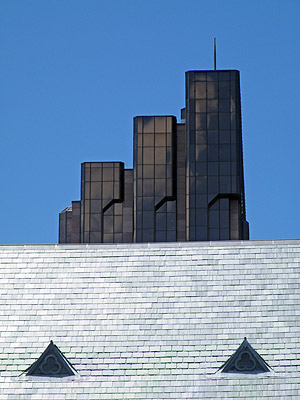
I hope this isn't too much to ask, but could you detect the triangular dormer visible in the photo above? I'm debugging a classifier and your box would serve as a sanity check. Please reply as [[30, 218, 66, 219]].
[[25, 341, 76, 377], [219, 338, 271, 374]]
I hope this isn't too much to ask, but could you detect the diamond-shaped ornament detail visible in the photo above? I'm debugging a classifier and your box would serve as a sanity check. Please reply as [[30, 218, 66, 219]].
[[220, 337, 271, 374], [26, 341, 76, 377]]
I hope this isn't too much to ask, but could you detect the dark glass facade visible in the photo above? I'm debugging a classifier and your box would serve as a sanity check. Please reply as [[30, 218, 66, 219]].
[[185, 70, 248, 240], [59, 69, 249, 243], [78, 162, 133, 243], [134, 116, 177, 242]]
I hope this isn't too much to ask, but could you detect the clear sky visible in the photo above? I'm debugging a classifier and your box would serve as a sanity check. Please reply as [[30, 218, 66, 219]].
[[1, 0, 299, 244]]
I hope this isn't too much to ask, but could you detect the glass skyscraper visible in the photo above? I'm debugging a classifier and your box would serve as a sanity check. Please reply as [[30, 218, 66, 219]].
[[59, 69, 249, 243]]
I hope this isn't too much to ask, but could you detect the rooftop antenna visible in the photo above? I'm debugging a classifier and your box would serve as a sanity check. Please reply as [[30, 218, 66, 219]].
[[214, 37, 217, 70]]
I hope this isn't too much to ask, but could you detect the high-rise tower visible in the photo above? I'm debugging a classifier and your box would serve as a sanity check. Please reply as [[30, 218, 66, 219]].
[[59, 69, 249, 243], [185, 70, 248, 241]]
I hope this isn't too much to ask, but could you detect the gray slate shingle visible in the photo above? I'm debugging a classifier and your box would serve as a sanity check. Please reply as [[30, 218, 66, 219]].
[[0, 240, 299, 399]]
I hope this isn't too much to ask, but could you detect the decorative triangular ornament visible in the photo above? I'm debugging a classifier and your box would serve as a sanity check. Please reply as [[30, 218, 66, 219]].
[[220, 337, 271, 374], [25, 341, 76, 377]]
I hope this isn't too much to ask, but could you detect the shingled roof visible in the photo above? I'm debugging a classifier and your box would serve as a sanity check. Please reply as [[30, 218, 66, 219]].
[[0, 240, 300, 398]]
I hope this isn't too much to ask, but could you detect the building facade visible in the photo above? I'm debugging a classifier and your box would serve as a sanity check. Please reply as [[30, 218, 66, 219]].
[[59, 69, 249, 243]]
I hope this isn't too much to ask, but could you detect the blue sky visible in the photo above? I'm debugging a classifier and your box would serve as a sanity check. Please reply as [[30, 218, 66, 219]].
[[1, 0, 299, 244]]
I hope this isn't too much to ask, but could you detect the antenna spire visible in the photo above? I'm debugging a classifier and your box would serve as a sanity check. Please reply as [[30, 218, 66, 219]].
[[214, 38, 217, 70]]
